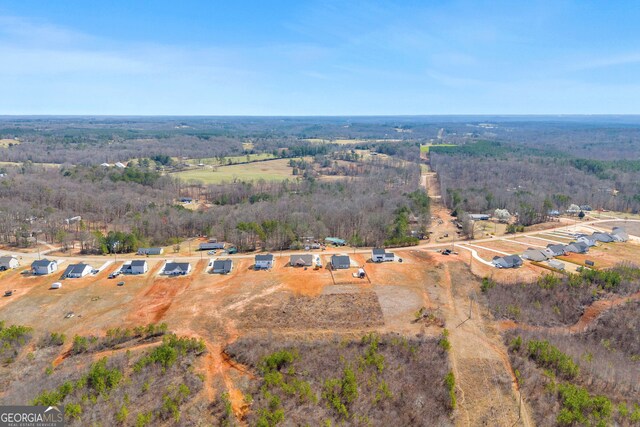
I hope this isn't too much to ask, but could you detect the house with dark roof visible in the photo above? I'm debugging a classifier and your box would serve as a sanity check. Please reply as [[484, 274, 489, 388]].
[[64, 263, 92, 278], [121, 260, 148, 275], [212, 259, 233, 274], [31, 259, 57, 275], [591, 232, 614, 243], [371, 248, 395, 262], [492, 255, 523, 269], [564, 242, 589, 254], [611, 227, 629, 242], [546, 244, 566, 257], [576, 235, 597, 247], [255, 254, 274, 270], [331, 255, 351, 269], [163, 262, 191, 275]]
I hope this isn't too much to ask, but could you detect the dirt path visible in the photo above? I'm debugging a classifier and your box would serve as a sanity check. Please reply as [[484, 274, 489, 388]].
[[439, 262, 533, 427], [498, 290, 640, 335]]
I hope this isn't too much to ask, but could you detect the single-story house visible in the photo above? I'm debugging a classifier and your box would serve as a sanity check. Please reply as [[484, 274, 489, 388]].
[[580, 205, 593, 211], [212, 259, 233, 274], [469, 214, 490, 221], [31, 259, 57, 275], [564, 242, 589, 254], [548, 259, 566, 270], [371, 248, 395, 262], [121, 260, 148, 275], [163, 262, 191, 276], [255, 254, 274, 270], [137, 247, 164, 255], [64, 263, 92, 278], [521, 248, 550, 262], [0, 255, 19, 270], [331, 255, 351, 269], [325, 237, 346, 246], [591, 232, 614, 243], [576, 235, 597, 247], [546, 244, 566, 257], [199, 242, 225, 251], [290, 254, 317, 267], [180, 197, 193, 203], [492, 255, 523, 269], [611, 227, 629, 242], [115, 162, 126, 168]]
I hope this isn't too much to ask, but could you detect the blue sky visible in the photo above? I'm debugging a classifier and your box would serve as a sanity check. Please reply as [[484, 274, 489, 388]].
[[0, 1, 639, 115]]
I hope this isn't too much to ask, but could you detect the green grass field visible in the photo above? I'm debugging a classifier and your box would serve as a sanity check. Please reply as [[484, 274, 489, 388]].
[[420, 143, 456, 153], [184, 152, 276, 166], [173, 158, 296, 184]]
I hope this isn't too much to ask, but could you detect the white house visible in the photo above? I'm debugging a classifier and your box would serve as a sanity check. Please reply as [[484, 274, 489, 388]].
[[163, 262, 191, 275], [121, 260, 148, 275], [371, 248, 395, 262], [0, 256, 19, 270], [255, 254, 274, 270], [31, 259, 57, 275], [64, 263, 92, 278]]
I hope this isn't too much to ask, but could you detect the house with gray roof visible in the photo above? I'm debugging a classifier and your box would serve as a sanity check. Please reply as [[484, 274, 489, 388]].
[[212, 259, 233, 274], [546, 244, 566, 257], [137, 247, 164, 255], [290, 254, 318, 267], [255, 254, 275, 270], [31, 259, 57, 275], [492, 255, 523, 269], [591, 232, 614, 243], [163, 262, 191, 275], [371, 248, 395, 262], [576, 235, 597, 247], [611, 227, 629, 242], [564, 242, 589, 254], [64, 263, 92, 278], [331, 255, 351, 269], [521, 248, 550, 262], [121, 260, 148, 275], [0, 256, 19, 270]]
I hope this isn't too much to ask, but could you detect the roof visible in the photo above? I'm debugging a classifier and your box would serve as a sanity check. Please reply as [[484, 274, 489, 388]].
[[290, 254, 314, 265], [131, 260, 147, 267], [522, 249, 548, 262], [212, 259, 233, 272], [546, 244, 565, 253], [372, 248, 386, 255], [165, 262, 190, 271], [31, 259, 54, 267], [492, 255, 522, 268], [0, 255, 18, 262], [331, 255, 351, 266], [255, 254, 274, 262], [68, 263, 90, 274]]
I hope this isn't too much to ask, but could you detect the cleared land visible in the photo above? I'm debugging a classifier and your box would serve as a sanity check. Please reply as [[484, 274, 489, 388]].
[[173, 158, 296, 183]]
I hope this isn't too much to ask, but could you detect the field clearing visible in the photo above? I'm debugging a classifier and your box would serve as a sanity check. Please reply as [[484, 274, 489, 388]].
[[187, 152, 276, 166], [474, 220, 508, 237], [478, 240, 528, 254], [305, 138, 403, 145], [0, 161, 59, 168], [529, 233, 573, 244], [173, 158, 296, 183], [420, 143, 456, 153], [598, 220, 640, 237], [0, 139, 20, 147]]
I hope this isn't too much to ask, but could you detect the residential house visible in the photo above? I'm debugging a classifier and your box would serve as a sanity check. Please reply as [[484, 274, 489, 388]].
[[325, 237, 346, 246], [564, 242, 589, 254], [521, 248, 550, 262], [331, 255, 351, 269], [0, 256, 19, 270], [371, 248, 395, 262], [163, 262, 191, 275], [199, 242, 225, 251], [468, 214, 490, 220], [121, 260, 148, 275], [212, 259, 233, 274], [64, 263, 92, 278], [31, 259, 57, 275], [137, 247, 164, 255], [289, 254, 317, 267], [491, 255, 523, 269], [546, 244, 566, 256], [255, 254, 274, 270], [548, 260, 566, 270], [591, 232, 614, 243], [611, 227, 629, 242], [576, 235, 597, 247]]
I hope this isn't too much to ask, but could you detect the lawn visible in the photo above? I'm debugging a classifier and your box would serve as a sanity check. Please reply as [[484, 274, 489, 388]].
[[420, 143, 456, 153], [187, 152, 276, 166], [0, 139, 20, 147], [173, 158, 296, 183]]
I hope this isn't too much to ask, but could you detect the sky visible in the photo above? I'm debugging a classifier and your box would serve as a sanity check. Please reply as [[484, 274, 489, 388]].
[[0, 0, 639, 115]]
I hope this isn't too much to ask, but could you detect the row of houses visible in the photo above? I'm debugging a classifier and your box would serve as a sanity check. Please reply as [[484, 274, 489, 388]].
[[493, 227, 629, 269]]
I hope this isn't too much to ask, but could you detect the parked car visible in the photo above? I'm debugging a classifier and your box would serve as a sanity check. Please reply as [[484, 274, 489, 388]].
[[64, 312, 74, 319], [4, 290, 13, 297], [117, 281, 125, 286], [108, 272, 120, 279], [50, 282, 62, 289], [207, 250, 217, 255]]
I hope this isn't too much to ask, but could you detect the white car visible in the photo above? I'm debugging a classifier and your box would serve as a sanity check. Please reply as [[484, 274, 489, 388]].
[[50, 282, 62, 289]]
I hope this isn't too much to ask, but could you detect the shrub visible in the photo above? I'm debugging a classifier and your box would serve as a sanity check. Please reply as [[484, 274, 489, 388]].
[[527, 339, 579, 379]]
